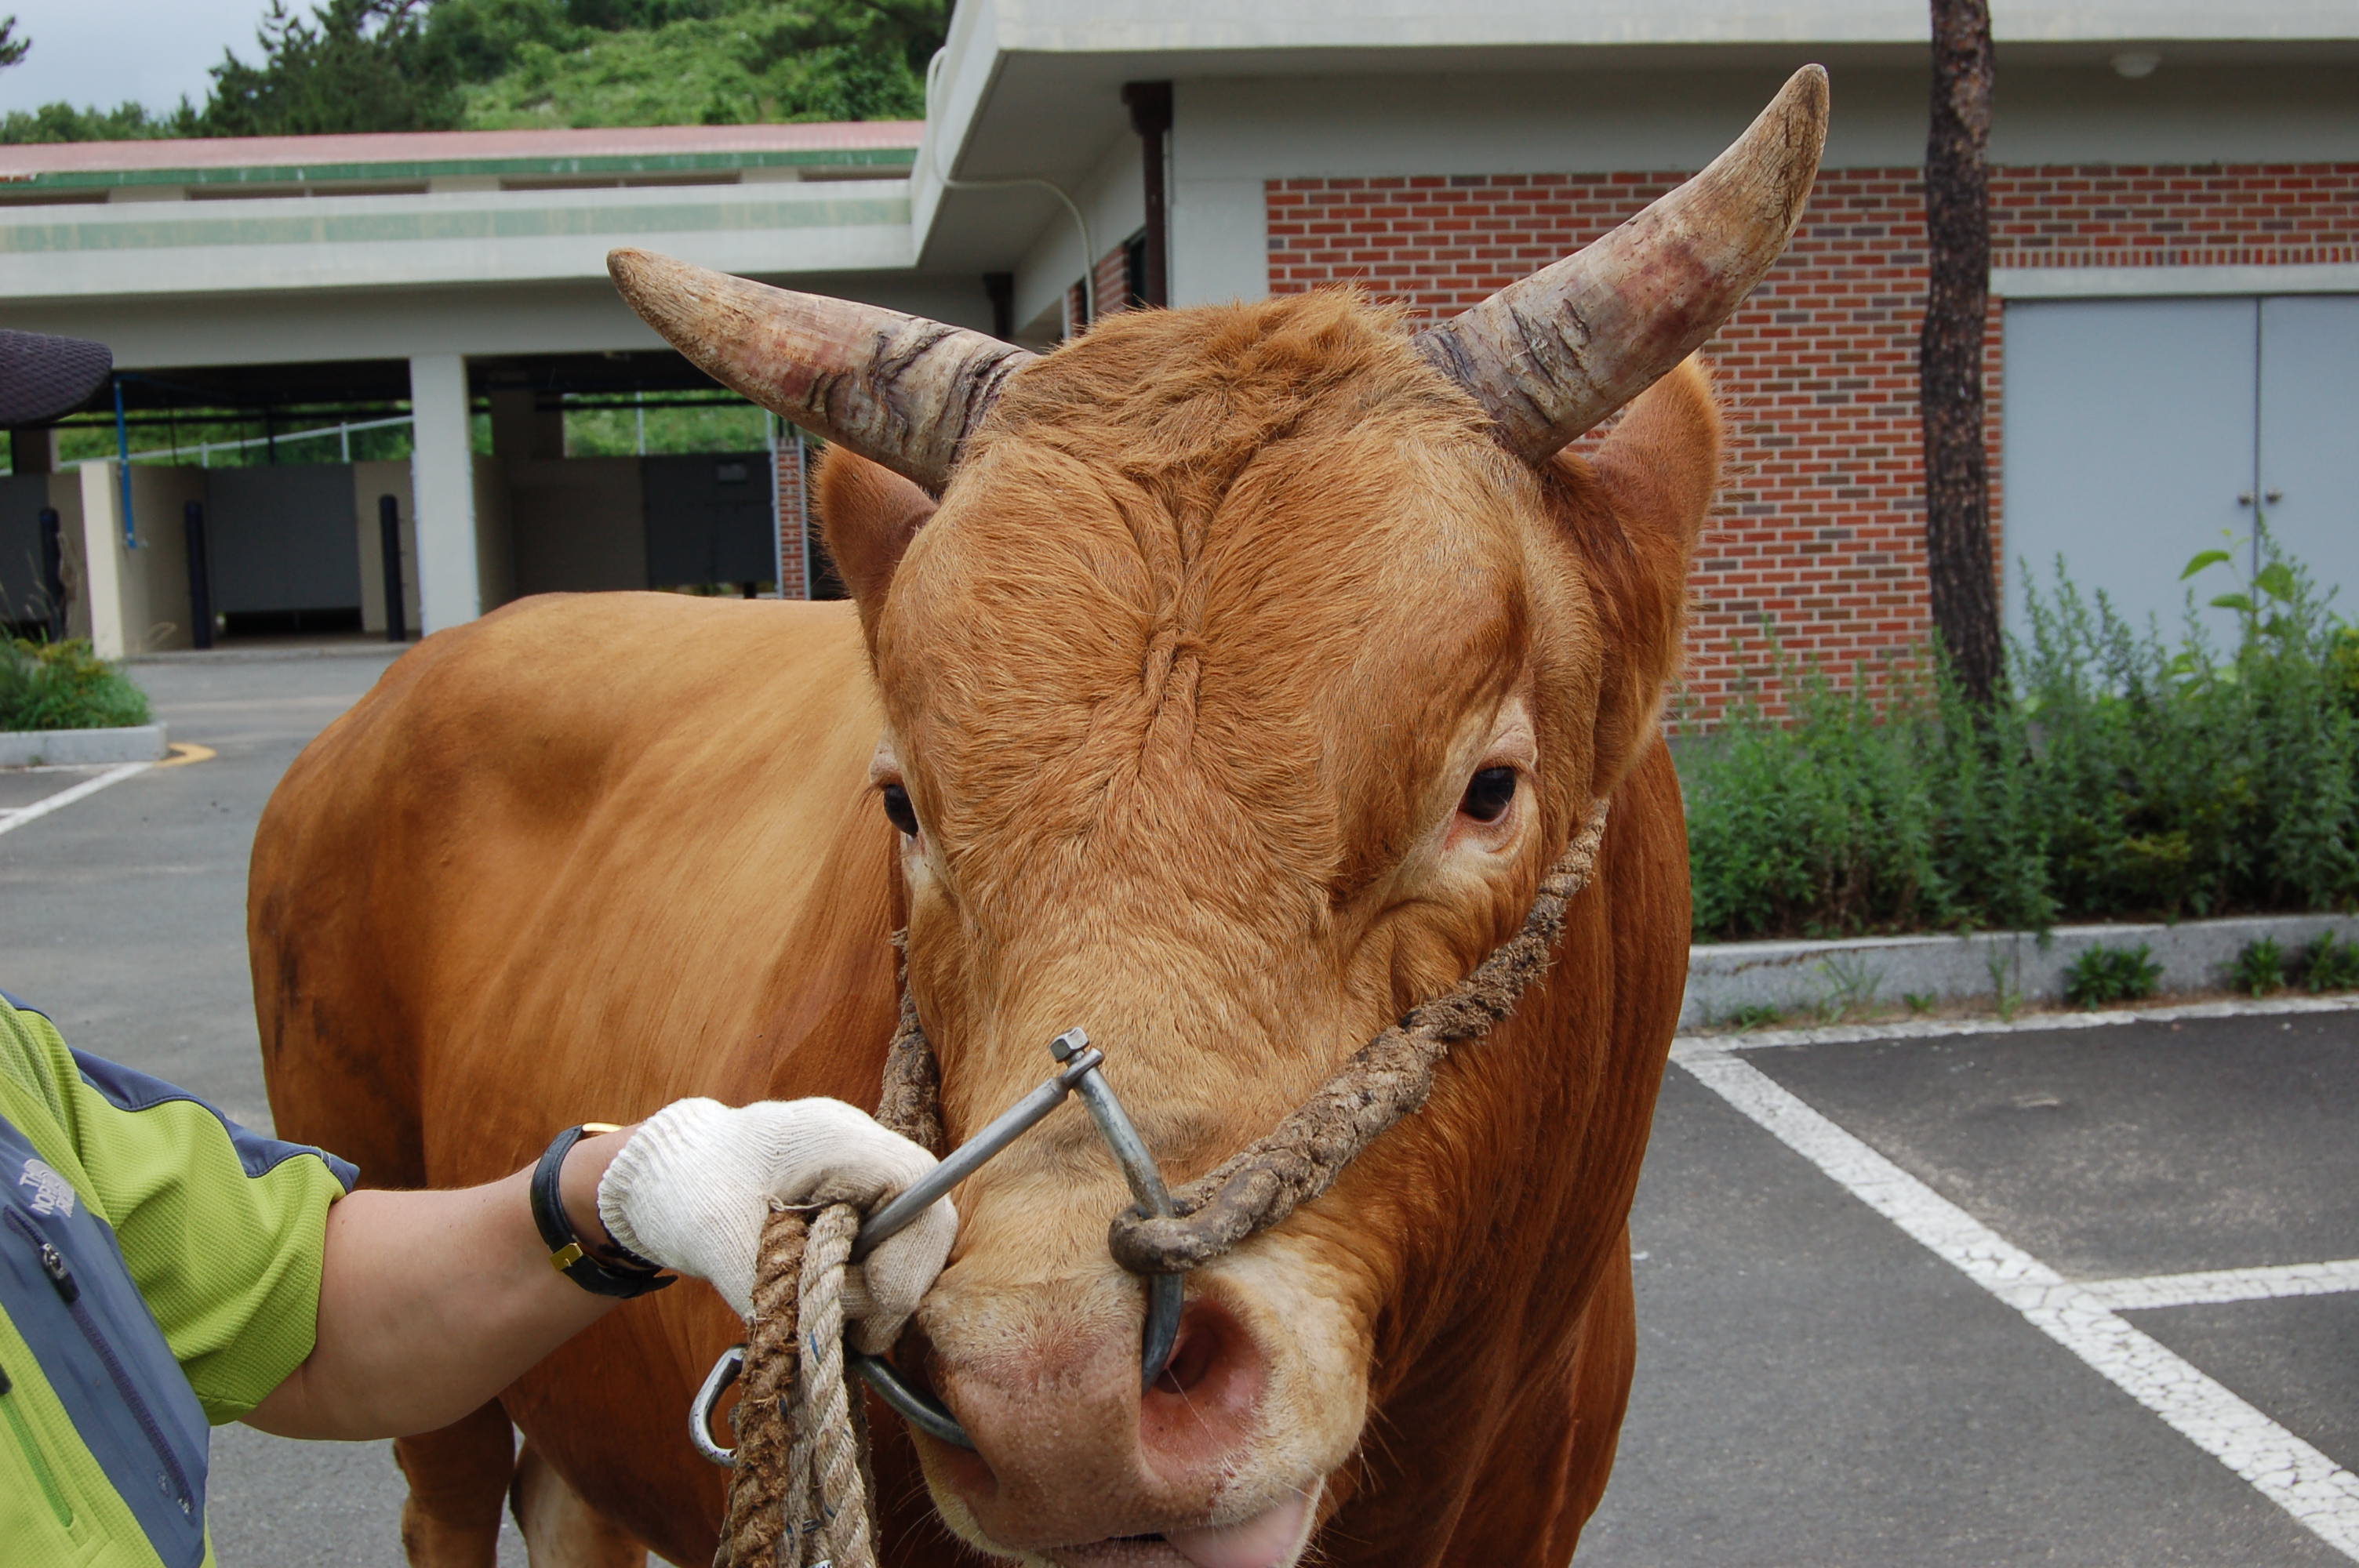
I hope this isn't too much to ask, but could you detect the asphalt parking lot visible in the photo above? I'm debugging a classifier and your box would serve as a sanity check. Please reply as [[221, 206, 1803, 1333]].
[[4, 651, 2354, 1566]]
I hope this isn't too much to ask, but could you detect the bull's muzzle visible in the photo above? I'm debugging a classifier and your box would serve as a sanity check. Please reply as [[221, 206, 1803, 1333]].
[[691, 1030, 1184, 1461]]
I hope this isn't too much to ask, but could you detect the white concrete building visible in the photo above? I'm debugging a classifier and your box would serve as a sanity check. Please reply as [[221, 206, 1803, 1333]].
[[3, 2, 2354, 698]]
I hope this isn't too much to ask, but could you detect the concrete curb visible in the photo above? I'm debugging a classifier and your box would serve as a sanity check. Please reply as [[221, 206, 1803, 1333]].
[[127, 642, 409, 666], [1675, 992, 2359, 1053], [0, 724, 169, 768], [1681, 911, 2359, 1029]]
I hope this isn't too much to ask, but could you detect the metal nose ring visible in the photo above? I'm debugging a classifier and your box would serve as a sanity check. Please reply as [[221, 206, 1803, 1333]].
[[691, 1029, 1185, 1462]]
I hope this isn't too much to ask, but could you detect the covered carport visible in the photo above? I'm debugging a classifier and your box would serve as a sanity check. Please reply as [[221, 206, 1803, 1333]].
[[0, 120, 987, 655], [31, 348, 805, 657]]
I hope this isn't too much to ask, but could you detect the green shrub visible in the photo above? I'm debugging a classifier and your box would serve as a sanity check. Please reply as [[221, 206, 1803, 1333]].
[[2231, 938, 2286, 996], [1685, 536, 2359, 941], [0, 639, 152, 731], [2063, 942, 2161, 1008], [2299, 931, 2359, 993]]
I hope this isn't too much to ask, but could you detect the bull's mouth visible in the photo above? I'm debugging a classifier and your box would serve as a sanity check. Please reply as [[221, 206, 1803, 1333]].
[[1031, 1490, 1318, 1568]]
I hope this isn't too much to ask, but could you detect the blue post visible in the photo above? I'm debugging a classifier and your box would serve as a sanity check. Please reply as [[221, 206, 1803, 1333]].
[[112, 376, 136, 548]]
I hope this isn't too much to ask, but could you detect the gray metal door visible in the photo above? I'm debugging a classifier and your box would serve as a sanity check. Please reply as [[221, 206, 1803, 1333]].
[[2257, 296, 2359, 620], [642, 452, 773, 589], [204, 463, 362, 615], [0, 474, 54, 627], [2001, 297, 2257, 644]]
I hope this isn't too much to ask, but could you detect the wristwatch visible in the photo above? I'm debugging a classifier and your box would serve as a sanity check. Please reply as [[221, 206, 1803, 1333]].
[[530, 1123, 675, 1299]]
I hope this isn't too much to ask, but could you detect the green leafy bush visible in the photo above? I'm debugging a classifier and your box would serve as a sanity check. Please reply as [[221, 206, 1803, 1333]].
[[0, 640, 152, 732], [2231, 938, 2286, 996], [2063, 943, 2161, 1008], [1685, 537, 2359, 941], [2299, 931, 2359, 993]]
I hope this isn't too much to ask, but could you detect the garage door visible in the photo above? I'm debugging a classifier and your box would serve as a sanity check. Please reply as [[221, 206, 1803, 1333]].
[[204, 463, 362, 616], [2002, 295, 2359, 641]]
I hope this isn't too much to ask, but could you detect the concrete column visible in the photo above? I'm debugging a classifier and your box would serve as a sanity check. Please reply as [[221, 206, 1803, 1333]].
[[78, 461, 126, 659], [408, 352, 480, 633]]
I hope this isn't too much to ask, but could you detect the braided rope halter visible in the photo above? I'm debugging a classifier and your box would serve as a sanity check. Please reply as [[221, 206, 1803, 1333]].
[[703, 800, 1612, 1567]]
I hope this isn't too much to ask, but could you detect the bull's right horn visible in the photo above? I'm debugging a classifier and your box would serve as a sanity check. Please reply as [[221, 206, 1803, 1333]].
[[608, 249, 1036, 495], [1415, 64, 1829, 463]]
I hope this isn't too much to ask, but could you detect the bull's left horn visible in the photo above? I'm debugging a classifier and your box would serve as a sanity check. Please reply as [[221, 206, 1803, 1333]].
[[1415, 64, 1828, 463], [608, 249, 1036, 494]]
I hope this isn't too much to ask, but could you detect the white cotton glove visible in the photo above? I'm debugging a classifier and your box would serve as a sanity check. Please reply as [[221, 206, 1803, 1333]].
[[597, 1097, 956, 1356]]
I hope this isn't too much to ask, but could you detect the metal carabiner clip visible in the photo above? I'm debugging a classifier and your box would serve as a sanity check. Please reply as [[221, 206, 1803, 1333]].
[[689, 1029, 1183, 1463]]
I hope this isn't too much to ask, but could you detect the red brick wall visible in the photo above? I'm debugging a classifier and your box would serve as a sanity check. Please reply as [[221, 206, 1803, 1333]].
[[1266, 163, 2359, 722], [774, 432, 809, 600], [1066, 238, 1143, 334]]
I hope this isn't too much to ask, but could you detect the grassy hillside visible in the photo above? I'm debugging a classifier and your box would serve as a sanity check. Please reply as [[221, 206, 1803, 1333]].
[[453, 3, 930, 129], [0, 0, 943, 143]]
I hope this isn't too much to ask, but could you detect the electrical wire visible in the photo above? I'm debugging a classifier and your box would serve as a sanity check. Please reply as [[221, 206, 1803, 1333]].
[[920, 47, 1094, 328]]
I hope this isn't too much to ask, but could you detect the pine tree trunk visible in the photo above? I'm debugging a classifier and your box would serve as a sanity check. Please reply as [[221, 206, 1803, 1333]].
[[1921, 0, 2002, 704]]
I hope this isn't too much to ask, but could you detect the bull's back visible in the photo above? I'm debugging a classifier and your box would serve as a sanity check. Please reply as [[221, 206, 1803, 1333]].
[[251, 591, 900, 1189]]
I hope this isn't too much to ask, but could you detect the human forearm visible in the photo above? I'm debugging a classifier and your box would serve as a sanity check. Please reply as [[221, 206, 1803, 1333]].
[[242, 1130, 634, 1441], [239, 1097, 957, 1441]]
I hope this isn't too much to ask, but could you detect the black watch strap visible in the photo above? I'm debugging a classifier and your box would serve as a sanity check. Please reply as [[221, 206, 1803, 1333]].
[[530, 1123, 674, 1300]]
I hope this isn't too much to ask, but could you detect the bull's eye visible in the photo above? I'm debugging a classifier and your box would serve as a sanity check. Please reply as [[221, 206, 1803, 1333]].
[[880, 782, 919, 837], [1459, 766, 1518, 824]]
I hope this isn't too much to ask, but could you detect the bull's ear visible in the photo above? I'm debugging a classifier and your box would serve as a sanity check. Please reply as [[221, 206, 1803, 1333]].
[[1550, 355, 1722, 790], [816, 446, 937, 644]]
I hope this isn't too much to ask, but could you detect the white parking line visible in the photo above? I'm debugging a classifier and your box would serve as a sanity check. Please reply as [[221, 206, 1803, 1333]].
[[2082, 1258, 2359, 1313], [1680, 993, 2359, 1052], [0, 761, 153, 839], [1674, 1040, 2359, 1561]]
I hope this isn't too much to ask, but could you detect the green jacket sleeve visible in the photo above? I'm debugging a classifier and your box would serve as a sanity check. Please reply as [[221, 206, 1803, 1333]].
[[0, 996, 358, 1424]]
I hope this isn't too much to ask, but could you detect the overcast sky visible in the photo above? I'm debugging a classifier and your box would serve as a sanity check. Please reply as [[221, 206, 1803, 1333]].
[[0, 0, 273, 117]]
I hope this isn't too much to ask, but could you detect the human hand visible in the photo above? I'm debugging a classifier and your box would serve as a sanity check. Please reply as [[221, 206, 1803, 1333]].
[[597, 1097, 955, 1354]]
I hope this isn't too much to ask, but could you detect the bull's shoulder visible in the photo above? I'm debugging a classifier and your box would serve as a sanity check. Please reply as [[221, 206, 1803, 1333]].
[[259, 592, 881, 869], [395, 590, 870, 747]]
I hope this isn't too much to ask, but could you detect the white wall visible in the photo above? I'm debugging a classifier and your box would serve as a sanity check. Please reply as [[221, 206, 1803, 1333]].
[[353, 459, 420, 636], [76, 462, 205, 657], [1173, 61, 2359, 185]]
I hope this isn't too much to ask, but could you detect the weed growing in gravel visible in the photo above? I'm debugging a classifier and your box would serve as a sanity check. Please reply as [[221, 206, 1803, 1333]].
[[2231, 938, 2287, 996], [1722, 1004, 1783, 1030], [0, 639, 151, 731], [1684, 538, 2359, 941], [1903, 991, 1936, 1016], [1815, 953, 1883, 1022], [2301, 931, 2359, 993], [1986, 945, 2026, 1022], [2063, 943, 2161, 1009]]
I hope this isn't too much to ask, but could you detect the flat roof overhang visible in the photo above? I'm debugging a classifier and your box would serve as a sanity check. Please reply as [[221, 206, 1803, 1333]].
[[0, 122, 921, 194], [911, 0, 2359, 273], [0, 180, 918, 306]]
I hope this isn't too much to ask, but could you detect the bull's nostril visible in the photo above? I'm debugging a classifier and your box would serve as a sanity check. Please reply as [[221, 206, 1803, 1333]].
[[1156, 1320, 1219, 1396]]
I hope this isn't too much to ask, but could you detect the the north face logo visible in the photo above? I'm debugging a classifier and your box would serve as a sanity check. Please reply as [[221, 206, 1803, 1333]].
[[18, 1157, 75, 1218]]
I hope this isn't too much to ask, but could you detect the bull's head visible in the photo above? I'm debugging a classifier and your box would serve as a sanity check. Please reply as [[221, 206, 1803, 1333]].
[[616, 68, 1825, 1568]]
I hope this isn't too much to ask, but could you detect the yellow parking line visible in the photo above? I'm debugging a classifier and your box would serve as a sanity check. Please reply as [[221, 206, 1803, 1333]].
[[155, 743, 216, 768]]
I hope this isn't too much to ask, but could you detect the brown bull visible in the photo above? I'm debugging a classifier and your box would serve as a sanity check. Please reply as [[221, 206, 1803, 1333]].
[[251, 71, 1826, 1568]]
